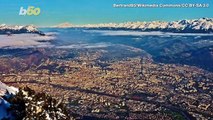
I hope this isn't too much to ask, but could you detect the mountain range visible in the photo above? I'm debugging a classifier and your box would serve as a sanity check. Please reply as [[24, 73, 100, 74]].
[[54, 18, 213, 33], [0, 24, 44, 35], [1, 18, 212, 34]]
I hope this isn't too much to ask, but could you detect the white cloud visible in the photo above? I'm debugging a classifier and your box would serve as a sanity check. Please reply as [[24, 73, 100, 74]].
[[0, 33, 55, 48], [83, 30, 213, 36], [56, 43, 111, 49]]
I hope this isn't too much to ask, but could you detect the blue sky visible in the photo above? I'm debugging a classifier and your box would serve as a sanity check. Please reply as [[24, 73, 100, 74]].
[[0, 0, 212, 26]]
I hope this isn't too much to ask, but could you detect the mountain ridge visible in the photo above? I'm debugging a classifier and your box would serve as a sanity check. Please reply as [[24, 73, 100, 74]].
[[53, 18, 213, 33], [0, 24, 45, 35]]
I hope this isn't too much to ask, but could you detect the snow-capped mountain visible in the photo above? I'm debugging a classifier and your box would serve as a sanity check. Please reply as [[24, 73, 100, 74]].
[[0, 24, 45, 35], [0, 81, 18, 119], [56, 18, 213, 33], [0, 82, 70, 120], [0, 82, 18, 96], [52, 22, 73, 28]]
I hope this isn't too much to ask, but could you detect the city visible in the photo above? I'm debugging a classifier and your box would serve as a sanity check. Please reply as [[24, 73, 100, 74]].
[[0, 48, 212, 119]]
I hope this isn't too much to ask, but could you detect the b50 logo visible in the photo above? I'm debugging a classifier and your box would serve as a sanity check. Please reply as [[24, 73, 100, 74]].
[[19, 6, 41, 16]]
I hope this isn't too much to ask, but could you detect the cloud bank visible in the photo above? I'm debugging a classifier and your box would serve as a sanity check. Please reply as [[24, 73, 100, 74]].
[[83, 30, 213, 36], [56, 43, 111, 49], [0, 33, 56, 48]]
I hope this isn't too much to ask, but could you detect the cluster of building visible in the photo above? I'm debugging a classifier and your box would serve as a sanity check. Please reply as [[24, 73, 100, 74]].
[[0, 52, 212, 119]]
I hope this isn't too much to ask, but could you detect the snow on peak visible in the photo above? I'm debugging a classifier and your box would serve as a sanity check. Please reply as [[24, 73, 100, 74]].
[[53, 22, 73, 28], [56, 18, 213, 33], [23, 25, 38, 32], [0, 81, 18, 96], [0, 82, 18, 119], [0, 24, 43, 35]]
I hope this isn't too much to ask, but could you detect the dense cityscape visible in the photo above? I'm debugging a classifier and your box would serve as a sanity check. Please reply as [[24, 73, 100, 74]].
[[0, 48, 212, 119]]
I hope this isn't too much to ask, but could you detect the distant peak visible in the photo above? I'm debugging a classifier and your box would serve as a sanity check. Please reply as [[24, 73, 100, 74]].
[[53, 22, 73, 28], [54, 18, 212, 33]]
